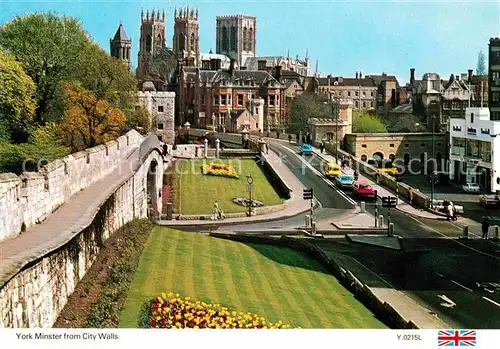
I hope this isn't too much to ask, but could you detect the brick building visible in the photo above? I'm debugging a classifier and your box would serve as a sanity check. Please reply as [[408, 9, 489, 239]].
[[316, 73, 377, 110]]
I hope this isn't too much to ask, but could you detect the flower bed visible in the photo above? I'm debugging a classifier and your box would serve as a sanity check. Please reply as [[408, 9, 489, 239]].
[[148, 292, 291, 329], [202, 163, 239, 179]]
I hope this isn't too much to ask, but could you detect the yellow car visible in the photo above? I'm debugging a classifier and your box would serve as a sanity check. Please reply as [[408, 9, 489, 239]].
[[376, 167, 399, 176], [324, 162, 341, 178]]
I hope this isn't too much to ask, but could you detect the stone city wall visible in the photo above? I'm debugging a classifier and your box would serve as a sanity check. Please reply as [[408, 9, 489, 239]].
[[0, 148, 164, 328], [0, 130, 144, 241]]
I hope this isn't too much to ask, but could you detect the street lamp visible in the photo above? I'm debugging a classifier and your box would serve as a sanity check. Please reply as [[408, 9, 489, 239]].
[[246, 174, 254, 217]]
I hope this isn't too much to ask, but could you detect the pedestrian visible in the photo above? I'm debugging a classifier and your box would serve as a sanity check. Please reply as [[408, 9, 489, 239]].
[[482, 217, 490, 239], [319, 143, 324, 153], [288, 134, 292, 143], [213, 201, 220, 220], [447, 203, 453, 221], [276, 131, 280, 139], [353, 170, 359, 181], [296, 134, 299, 143]]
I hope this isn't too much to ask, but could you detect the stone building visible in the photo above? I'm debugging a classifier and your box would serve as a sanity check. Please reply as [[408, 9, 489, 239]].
[[216, 15, 257, 68], [136, 8, 177, 91], [316, 73, 377, 110], [344, 132, 448, 171], [137, 83, 176, 144], [178, 59, 285, 131], [173, 6, 200, 67], [225, 97, 264, 133], [366, 73, 400, 115], [308, 99, 353, 145], [109, 23, 132, 67], [243, 54, 310, 76]]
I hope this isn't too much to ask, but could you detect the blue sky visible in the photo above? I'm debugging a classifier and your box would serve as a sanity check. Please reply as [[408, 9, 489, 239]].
[[1, 0, 499, 84]]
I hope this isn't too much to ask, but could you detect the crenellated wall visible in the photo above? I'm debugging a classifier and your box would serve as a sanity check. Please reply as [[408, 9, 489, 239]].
[[0, 145, 165, 328], [0, 130, 144, 241]]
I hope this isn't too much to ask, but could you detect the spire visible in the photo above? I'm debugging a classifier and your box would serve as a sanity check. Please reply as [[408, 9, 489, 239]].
[[141, 8, 144, 20], [174, 6, 177, 18], [191, 8, 195, 19], [113, 22, 129, 42], [162, 10, 165, 21], [151, 8, 155, 20], [305, 48, 309, 59], [287, 49, 290, 59], [186, 6, 190, 18], [196, 7, 199, 19], [146, 9, 149, 20], [157, 9, 160, 20]]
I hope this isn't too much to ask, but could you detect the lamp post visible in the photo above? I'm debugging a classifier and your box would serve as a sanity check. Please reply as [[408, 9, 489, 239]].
[[431, 114, 436, 205], [325, 94, 340, 163], [246, 174, 253, 217]]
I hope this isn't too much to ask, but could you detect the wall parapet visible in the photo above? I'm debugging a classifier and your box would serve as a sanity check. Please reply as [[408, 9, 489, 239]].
[[0, 129, 144, 241]]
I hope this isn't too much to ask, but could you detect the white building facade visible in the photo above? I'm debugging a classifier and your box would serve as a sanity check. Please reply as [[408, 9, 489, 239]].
[[449, 107, 500, 193]]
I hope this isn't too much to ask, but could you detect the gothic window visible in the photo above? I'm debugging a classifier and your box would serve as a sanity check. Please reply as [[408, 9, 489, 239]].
[[249, 27, 253, 51], [146, 35, 152, 51], [155, 34, 162, 50], [190, 33, 195, 52], [243, 27, 248, 51], [222, 27, 228, 51], [178, 33, 186, 51], [230, 27, 237, 51]]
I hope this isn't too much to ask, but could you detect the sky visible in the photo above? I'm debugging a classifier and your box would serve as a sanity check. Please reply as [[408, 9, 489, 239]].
[[1, 0, 499, 84]]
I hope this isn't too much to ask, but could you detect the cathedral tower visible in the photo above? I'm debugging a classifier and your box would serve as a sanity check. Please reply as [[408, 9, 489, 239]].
[[137, 8, 166, 79], [173, 6, 200, 67], [110, 23, 132, 68], [216, 15, 256, 68]]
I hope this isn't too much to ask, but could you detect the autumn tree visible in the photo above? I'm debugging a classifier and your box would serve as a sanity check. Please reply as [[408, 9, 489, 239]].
[[58, 82, 127, 151], [352, 110, 387, 133], [0, 13, 91, 124], [290, 93, 330, 133], [0, 52, 36, 142]]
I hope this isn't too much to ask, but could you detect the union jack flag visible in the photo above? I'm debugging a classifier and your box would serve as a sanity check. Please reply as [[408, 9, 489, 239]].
[[438, 330, 476, 346]]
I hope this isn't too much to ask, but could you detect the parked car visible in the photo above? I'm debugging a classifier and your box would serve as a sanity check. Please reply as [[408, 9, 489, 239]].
[[299, 144, 313, 156], [334, 174, 354, 189], [431, 199, 464, 215], [479, 194, 500, 207], [323, 161, 341, 178], [352, 181, 377, 201], [462, 183, 480, 193]]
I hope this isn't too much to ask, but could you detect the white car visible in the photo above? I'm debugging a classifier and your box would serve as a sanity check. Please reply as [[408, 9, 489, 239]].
[[462, 183, 480, 193]]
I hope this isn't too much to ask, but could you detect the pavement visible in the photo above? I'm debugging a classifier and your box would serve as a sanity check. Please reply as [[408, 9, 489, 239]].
[[0, 148, 151, 287], [158, 148, 311, 227]]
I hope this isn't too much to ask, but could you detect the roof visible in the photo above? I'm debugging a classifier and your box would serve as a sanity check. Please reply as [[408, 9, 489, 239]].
[[184, 68, 282, 87], [389, 103, 413, 114], [200, 52, 231, 63], [112, 24, 130, 42], [367, 74, 400, 88], [317, 76, 376, 87], [244, 56, 307, 70]]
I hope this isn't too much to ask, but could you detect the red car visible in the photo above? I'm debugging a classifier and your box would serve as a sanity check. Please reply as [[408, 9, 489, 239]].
[[353, 181, 377, 201]]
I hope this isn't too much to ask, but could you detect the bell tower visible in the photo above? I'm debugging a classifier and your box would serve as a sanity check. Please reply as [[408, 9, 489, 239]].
[[137, 8, 166, 79], [173, 6, 199, 67], [110, 23, 132, 68]]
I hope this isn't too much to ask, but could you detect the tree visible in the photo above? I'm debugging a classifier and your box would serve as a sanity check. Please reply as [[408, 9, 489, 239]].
[[58, 82, 127, 151], [384, 114, 426, 133], [352, 110, 387, 133], [0, 13, 91, 124], [290, 93, 330, 133], [0, 52, 36, 142], [477, 50, 486, 76]]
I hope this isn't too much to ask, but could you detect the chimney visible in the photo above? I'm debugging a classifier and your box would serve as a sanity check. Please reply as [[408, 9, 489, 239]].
[[229, 58, 235, 73], [355, 71, 359, 79], [456, 75, 460, 81], [468, 69, 473, 82], [410, 68, 415, 85], [275, 65, 282, 80]]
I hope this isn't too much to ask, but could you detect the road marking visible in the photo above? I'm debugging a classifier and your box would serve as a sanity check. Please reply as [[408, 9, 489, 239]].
[[281, 145, 357, 206], [435, 272, 444, 277], [483, 296, 500, 308], [405, 214, 500, 260], [451, 280, 474, 292]]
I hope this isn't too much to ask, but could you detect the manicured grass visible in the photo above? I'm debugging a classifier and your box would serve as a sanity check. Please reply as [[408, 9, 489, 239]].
[[119, 228, 386, 329], [175, 159, 284, 214]]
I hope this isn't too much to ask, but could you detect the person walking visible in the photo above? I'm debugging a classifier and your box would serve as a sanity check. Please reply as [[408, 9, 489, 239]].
[[213, 201, 220, 220], [319, 143, 324, 153], [288, 134, 292, 143], [482, 217, 490, 239]]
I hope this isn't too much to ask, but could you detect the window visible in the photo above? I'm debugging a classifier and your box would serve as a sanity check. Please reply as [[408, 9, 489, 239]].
[[437, 143, 442, 147], [470, 112, 474, 123], [157, 105, 164, 112], [421, 143, 426, 148], [362, 102, 366, 108], [220, 115, 225, 125], [404, 143, 409, 148], [269, 96, 275, 106], [362, 144, 367, 148], [452, 100, 459, 109], [363, 91, 366, 97], [201, 94, 205, 105], [390, 143, 395, 148], [355, 101, 359, 108], [256, 123, 259, 128], [361, 155, 368, 161], [371, 91, 374, 97], [221, 94, 227, 105], [158, 123, 164, 130], [214, 95, 219, 106], [493, 92, 500, 102], [355, 91, 359, 96], [348, 91, 351, 97], [237, 94, 243, 106]]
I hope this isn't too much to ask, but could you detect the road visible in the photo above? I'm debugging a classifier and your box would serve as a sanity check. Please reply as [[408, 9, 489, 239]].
[[264, 140, 500, 329]]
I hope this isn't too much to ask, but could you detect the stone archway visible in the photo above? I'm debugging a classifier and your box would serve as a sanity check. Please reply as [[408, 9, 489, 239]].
[[147, 159, 160, 219], [372, 152, 384, 161], [361, 154, 368, 162]]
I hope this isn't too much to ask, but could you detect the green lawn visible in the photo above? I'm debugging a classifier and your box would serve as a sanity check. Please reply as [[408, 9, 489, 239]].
[[175, 159, 284, 214], [119, 228, 386, 329]]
